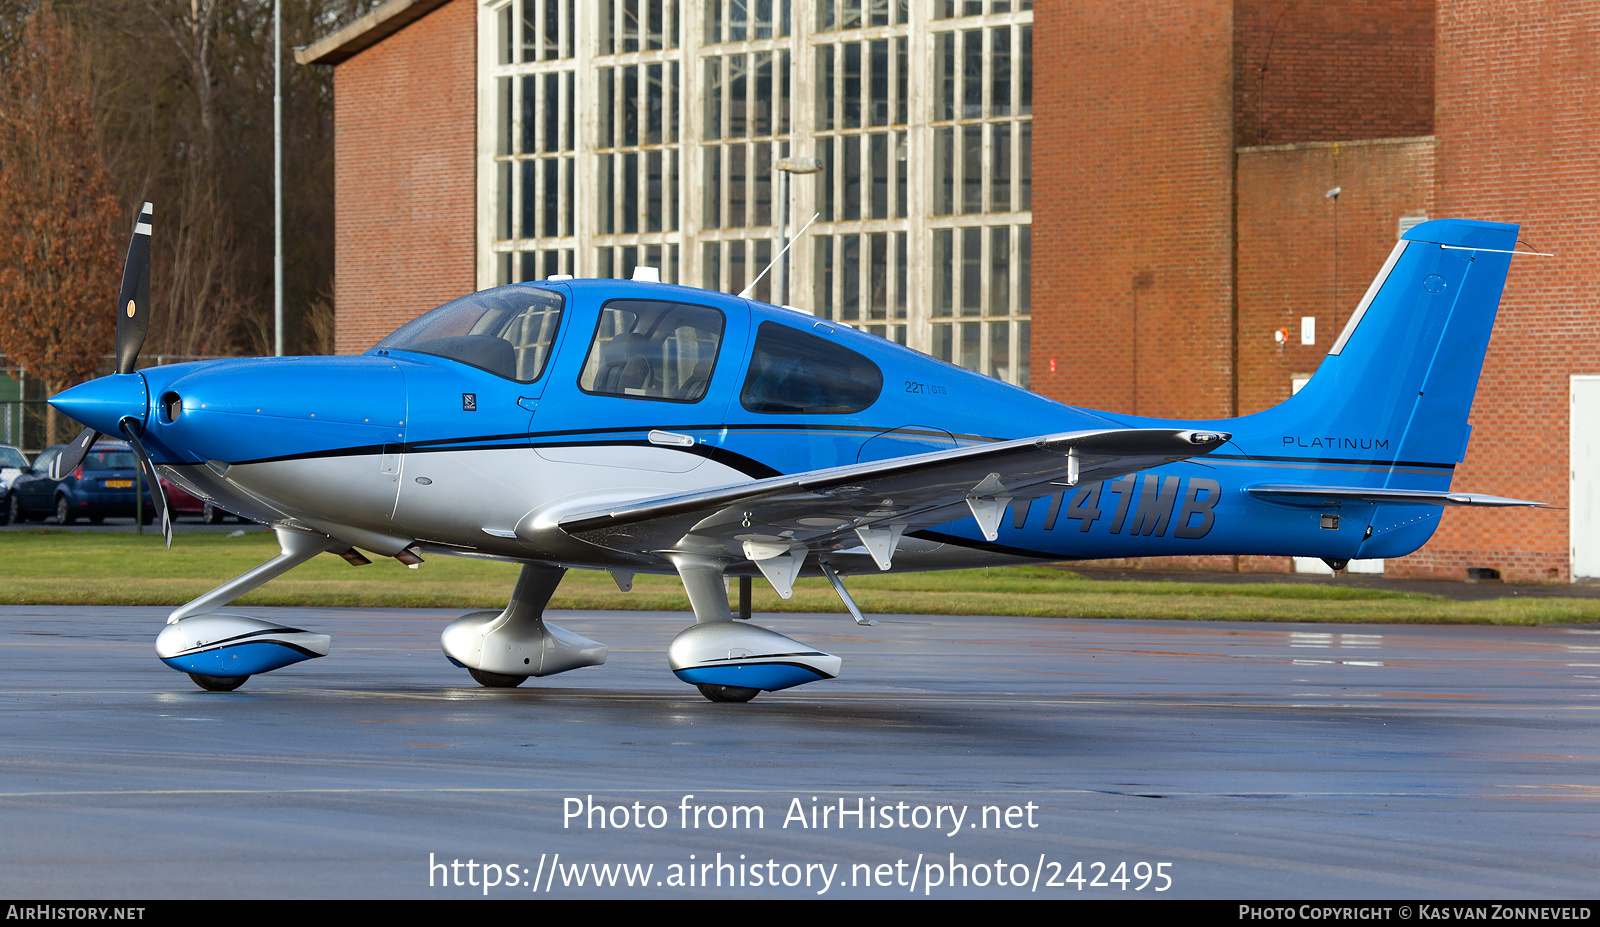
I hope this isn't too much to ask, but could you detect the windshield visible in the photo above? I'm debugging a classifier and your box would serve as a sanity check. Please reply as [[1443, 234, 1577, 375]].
[[0, 447, 25, 469], [374, 285, 564, 382]]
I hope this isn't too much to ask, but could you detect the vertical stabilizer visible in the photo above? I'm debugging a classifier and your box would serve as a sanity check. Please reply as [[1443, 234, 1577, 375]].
[[1240, 219, 1518, 474]]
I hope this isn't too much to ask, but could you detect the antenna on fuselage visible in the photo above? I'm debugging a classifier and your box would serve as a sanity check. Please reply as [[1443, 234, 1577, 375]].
[[739, 212, 821, 300]]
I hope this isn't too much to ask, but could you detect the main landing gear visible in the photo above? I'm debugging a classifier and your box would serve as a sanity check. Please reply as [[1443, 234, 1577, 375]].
[[664, 553, 842, 703], [439, 562, 607, 686]]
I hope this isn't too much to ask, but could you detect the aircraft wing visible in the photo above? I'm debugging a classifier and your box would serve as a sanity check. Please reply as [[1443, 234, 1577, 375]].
[[557, 428, 1229, 575]]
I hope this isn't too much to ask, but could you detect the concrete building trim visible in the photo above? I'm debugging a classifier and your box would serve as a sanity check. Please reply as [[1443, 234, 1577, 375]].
[[295, 0, 455, 66], [1236, 134, 1437, 155]]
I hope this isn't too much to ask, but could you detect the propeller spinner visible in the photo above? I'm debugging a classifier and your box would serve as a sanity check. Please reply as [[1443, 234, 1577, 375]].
[[47, 202, 172, 547]]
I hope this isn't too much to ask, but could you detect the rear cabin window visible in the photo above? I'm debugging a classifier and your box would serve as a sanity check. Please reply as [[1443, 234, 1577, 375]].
[[373, 286, 564, 383], [740, 321, 883, 414], [85, 451, 137, 470], [578, 300, 725, 403]]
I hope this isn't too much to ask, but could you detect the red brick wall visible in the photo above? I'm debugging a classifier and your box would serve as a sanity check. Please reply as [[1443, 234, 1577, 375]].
[[1396, 0, 1600, 582], [332, 0, 477, 356], [1234, 0, 1435, 147], [1236, 138, 1434, 415], [1031, 0, 1237, 420]]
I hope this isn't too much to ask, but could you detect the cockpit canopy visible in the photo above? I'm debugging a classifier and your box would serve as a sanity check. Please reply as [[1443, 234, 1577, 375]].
[[373, 285, 563, 383], [373, 282, 885, 416]]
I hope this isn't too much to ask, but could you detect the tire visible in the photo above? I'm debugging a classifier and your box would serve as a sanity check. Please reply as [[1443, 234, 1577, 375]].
[[10, 493, 32, 524], [188, 673, 249, 692], [467, 667, 528, 688], [467, 666, 528, 688], [0, 493, 10, 526], [203, 503, 223, 524], [55, 496, 75, 525], [696, 684, 760, 703]]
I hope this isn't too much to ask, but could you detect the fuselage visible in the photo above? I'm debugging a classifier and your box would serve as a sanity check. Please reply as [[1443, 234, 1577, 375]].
[[48, 276, 1442, 576]]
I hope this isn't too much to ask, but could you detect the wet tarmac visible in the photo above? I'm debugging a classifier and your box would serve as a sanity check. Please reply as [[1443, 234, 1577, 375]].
[[0, 606, 1595, 899]]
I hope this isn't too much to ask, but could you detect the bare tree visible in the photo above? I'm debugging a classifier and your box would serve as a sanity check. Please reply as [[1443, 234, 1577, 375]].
[[0, 5, 122, 443], [119, 0, 249, 359], [0, 0, 382, 369], [73, 0, 380, 359]]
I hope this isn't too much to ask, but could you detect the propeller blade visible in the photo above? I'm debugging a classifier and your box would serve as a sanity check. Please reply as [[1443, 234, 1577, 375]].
[[49, 427, 102, 481], [119, 417, 171, 549], [115, 202, 153, 376]]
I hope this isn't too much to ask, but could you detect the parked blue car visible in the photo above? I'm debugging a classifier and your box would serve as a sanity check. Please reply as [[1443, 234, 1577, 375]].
[[4, 441, 155, 525]]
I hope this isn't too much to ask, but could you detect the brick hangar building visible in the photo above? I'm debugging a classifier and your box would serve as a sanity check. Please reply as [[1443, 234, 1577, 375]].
[[299, 0, 1599, 582]]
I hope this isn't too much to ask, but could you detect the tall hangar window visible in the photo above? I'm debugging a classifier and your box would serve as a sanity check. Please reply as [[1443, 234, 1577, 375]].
[[700, 3, 792, 304], [478, 0, 1032, 388], [928, 2, 1032, 388], [810, 1, 911, 347], [594, 1, 684, 283], [489, 1, 578, 286]]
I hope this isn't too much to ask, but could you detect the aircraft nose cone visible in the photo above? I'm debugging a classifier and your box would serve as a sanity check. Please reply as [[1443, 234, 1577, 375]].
[[48, 374, 149, 436]]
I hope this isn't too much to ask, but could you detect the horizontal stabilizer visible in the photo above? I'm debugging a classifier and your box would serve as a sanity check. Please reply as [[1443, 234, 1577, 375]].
[[1247, 484, 1546, 508]]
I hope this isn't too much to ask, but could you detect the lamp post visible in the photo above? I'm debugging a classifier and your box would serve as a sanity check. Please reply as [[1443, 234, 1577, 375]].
[[274, 0, 283, 357], [773, 156, 822, 306]]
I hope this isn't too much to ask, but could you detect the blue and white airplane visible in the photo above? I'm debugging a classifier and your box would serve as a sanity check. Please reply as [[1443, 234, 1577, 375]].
[[49, 204, 1543, 699]]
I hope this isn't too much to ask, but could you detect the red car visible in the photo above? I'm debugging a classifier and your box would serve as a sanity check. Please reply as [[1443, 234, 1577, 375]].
[[160, 478, 247, 524]]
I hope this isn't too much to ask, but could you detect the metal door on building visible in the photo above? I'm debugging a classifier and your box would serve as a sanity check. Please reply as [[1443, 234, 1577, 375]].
[[1572, 376, 1600, 580]]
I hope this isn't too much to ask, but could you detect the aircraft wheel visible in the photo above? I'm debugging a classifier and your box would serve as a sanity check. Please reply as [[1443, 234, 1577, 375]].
[[467, 667, 528, 688], [188, 673, 249, 692], [696, 684, 760, 703]]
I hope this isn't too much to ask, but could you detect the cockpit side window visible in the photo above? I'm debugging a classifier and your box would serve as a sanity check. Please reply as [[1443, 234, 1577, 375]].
[[740, 321, 883, 414], [372, 286, 564, 383], [578, 299, 725, 403]]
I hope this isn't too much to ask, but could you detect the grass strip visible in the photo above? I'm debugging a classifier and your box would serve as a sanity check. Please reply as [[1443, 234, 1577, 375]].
[[1, 530, 1594, 625]]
